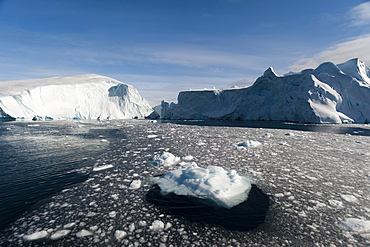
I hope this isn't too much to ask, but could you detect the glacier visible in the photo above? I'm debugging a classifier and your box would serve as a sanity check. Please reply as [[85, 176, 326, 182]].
[[162, 58, 370, 124], [0, 74, 153, 120]]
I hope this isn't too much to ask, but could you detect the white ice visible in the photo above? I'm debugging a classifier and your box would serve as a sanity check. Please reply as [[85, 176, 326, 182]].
[[151, 152, 181, 166], [162, 58, 370, 124], [93, 164, 114, 171], [129, 180, 142, 189], [76, 229, 93, 238], [114, 230, 127, 240], [0, 74, 153, 120], [50, 229, 71, 240], [340, 218, 370, 234], [236, 140, 262, 148], [152, 164, 253, 208], [23, 230, 48, 241], [149, 220, 165, 232]]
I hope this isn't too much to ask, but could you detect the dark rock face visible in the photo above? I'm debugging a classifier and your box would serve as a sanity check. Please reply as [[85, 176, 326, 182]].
[[146, 184, 269, 231]]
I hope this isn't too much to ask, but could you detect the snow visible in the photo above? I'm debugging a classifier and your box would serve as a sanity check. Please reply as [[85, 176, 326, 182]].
[[162, 58, 370, 124], [152, 164, 252, 208], [0, 74, 153, 120]]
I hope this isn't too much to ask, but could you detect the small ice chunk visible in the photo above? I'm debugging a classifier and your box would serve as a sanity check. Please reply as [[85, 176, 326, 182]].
[[147, 135, 158, 138], [130, 180, 142, 189], [152, 164, 252, 208], [151, 152, 181, 166], [340, 218, 370, 233], [115, 230, 127, 240], [76, 229, 93, 238], [109, 211, 117, 218], [93, 164, 114, 171], [237, 140, 262, 148], [23, 231, 48, 241], [340, 194, 358, 203], [262, 133, 273, 138], [63, 222, 76, 228], [50, 230, 71, 240], [182, 155, 194, 161], [328, 199, 343, 207], [149, 220, 165, 232]]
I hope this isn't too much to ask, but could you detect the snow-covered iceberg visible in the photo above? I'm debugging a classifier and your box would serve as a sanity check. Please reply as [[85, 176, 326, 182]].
[[152, 164, 252, 208], [0, 74, 153, 120], [162, 58, 370, 124]]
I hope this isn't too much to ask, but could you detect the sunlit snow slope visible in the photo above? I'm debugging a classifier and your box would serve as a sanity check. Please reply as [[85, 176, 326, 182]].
[[162, 58, 370, 124], [0, 74, 153, 120]]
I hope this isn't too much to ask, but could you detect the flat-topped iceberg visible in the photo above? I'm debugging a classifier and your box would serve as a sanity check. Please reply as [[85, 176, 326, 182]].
[[162, 58, 370, 124], [0, 74, 153, 120], [152, 164, 252, 208]]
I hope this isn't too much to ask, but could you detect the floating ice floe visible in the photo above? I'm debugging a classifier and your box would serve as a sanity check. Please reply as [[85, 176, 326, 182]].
[[152, 164, 253, 208], [151, 152, 181, 166], [340, 218, 370, 234], [50, 230, 71, 240], [114, 230, 127, 240], [149, 220, 165, 232], [262, 133, 273, 138], [76, 229, 93, 238], [235, 140, 262, 150], [23, 230, 48, 241], [340, 194, 358, 203], [129, 180, 142, 189], [92, 164, 114, 171]]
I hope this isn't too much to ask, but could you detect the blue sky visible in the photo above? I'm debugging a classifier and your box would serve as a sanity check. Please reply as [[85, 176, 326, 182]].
[[0, 0, 370, 106]]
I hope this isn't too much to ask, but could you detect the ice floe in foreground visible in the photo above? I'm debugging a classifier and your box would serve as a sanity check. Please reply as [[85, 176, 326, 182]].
[[340, 218, 370, 238], [152, 164, 253, 208]]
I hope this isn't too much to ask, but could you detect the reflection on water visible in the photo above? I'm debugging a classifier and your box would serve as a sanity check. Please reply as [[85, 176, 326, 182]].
[[163, 120, 370, 136], [0, 121, 127, 230]]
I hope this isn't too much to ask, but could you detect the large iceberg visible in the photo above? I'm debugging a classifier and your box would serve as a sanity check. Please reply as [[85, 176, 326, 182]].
[[0, 74, 153, 120], [162, 58, 370, 124]]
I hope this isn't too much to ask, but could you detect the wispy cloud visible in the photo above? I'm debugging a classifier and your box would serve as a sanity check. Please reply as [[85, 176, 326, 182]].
[[290, 34, 370, 71], [349, 1, 370, 26]]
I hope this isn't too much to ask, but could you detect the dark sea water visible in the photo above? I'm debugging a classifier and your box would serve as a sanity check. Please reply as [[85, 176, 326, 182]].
[[0, 121, 126, 231], [0, 120, 369, 246]]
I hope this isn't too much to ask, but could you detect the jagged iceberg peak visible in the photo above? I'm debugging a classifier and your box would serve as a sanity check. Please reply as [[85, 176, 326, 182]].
[[0, 74, 154, 120], [337, 58, 370, 84], [162, 58, 370, 124]]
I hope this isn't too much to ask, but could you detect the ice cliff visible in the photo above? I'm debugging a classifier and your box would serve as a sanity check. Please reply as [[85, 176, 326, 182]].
[[162, 58, 370, 124], [0, 74, 153, 120]]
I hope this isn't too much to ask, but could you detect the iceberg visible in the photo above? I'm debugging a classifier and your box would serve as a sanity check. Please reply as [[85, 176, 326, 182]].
[[0, 74, 153, 120], [152, 164, 252, 208], [162, 58, 370, 124]]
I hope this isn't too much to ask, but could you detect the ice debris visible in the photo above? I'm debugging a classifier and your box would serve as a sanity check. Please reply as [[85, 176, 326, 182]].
[[92, 164, 114, 171], [152, 164, 253, 208], [151, 152, 181, 166]]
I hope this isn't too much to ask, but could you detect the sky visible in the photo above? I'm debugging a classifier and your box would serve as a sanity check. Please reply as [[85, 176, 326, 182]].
[[0, 0, 370, 106]]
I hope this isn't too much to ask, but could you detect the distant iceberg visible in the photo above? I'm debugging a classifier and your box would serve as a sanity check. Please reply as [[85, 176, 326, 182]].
[[0, 74, 153, 120], [162, 58, 370, 124]]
